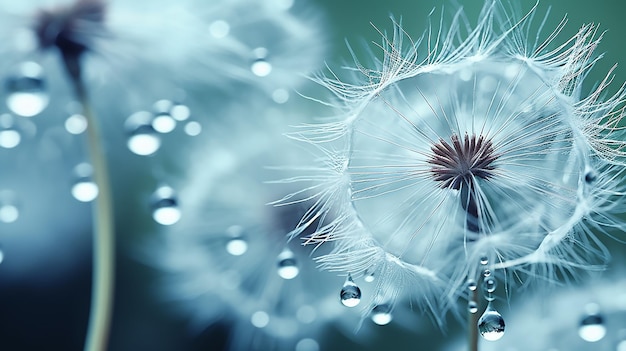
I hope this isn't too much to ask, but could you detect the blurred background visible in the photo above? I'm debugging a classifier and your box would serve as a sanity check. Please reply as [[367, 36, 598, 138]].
[[0, 0, 625, 350]]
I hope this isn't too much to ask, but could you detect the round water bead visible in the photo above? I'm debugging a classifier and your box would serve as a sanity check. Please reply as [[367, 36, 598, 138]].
[[251, 47, 272, 77], [151, 185, 181, 225], [125, 111, 161, 156], [71, 163, 98, 202], [478, 305, 505, 341], [371, 304, 393, 325], [5, 61, 49, 117], [340, 274, 362, 307], [276, 249, 299, 279], [578, 313, 606, 342]]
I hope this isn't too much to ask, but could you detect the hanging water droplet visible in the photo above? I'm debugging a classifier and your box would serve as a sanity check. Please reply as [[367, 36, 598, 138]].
[[0, 190, 19, 223], [184, 121, 202, 136], [483, 269, 492, 277], [340, 274, 361, 307], [71, 163, 98, 202], [468, 300, 478, 314], [578, 310, 606, 342], [0, 114, 21, 148], [225, 225, 247, 256], [467, 279, 477, 291], [480, 256, 489, 265], [152, 112, 176, 134], [5, 62, 49, 117], [276, 249, 299, 279], [125, 111, 161, 156], [251, 47, 272, 77], [584, 167, 597, 184], [483, 276, 497, 294], [171, 103, 191, 121], [151, 185, 181, 225], [478, 304, 505, 341], [364, 271, 375, 283], [65, 114, 87, 135], [370, 304, 393, 325]]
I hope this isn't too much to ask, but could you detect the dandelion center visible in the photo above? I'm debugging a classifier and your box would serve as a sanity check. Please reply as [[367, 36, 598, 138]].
[[428, 133, 498, 190]]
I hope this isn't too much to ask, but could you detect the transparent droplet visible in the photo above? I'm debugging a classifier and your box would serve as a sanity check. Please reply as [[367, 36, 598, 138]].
[[152, 113, 176, 134], [579, 313, 606, 342], [153, 99, 173, 113], [371, 304, 392, 325], [225, 238, 247, 256], [151, 186, 181, 225], [184, 121, 201, 136], [250, 310, 269, 328], [0, 113, 21, 148], [276, 249, 299, 279], [251, 47, 272, 77], [71, 163, 98, 202], [65, 114, 87, 135], [5, 61, 49, 117], [478, 304, 505, 341], [295, 338, 319, 351], [171, 104, 191, 121], [364, 271, 375, 283], [483, 276, 497, 294], [483, 269, 492, 277], [467, 279, 477, 291], [125, 111, 161, 156], [340, 274, 362, 307], [584, 169, 597, 183], [468, 300, 478, 314], [0, 204, 19, 223], [480, 256, 489, 265]]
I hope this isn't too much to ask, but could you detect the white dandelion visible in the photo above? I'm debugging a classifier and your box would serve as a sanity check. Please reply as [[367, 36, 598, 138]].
[[279, 0, 626, 342]]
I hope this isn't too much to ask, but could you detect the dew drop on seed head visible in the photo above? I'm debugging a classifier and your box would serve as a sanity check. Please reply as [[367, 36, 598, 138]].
[[468, 300, 478, 314], [65, 114, 87, 135], [171, 104, 190, 121], [371, 304, 392, 325], [340, 274, 361, 307], [467, 279, 477, 291], [225, 226, 248, 256], [276, 249, 299, 279], [584, 169, 597, 183], [480, 256, 489, 265], [0, 113, 21, 148], [151, 186, 181, 225], [483, 276, 497, 294], [578, 312, 606, 342], [125, 111, 161, 156], [71, 163, 98, 202], [251, 47, 272, 77], [478, 305, 505, 341], [364, 271, 375, 283], [5, 62, 49, 117], [483, 269, 491, 277]]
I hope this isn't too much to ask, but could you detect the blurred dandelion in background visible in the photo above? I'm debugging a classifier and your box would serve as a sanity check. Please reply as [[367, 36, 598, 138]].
[[279, 0, 626, 348]]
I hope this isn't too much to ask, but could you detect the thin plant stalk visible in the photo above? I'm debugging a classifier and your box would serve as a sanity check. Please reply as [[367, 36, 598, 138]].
[[63, 57, 115, 351], [469, 287, 479, 351]]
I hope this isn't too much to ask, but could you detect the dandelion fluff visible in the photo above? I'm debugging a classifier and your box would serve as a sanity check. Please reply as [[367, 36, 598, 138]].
[[282, 1, 626, 321]]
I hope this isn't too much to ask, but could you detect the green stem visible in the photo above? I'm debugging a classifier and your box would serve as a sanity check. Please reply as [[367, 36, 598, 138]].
[[65, 58, 115, 351], [469, 286, 479, 351]]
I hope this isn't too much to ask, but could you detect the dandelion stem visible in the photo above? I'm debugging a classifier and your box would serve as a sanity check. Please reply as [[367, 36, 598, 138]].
[[469, 287, 479, 351], [64, 56, 115, 351]]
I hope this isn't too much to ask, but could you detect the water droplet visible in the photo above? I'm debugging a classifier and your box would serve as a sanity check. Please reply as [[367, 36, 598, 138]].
[[579, 313, 606, 342], [295, 338, 319, 351], [251, 47, 272, 77], [65, 114, 87, 135], [364, 271, 375, 283], [483, 269, 492, 277], [184, 121, 201, 136], [483, 276, 497, 294], [152, 113, 176, 133], [225, 226, 247, 256], [209, 20, 230, 38], [250, 310, 269, 328], [468, 300, 478, 314], [467, 279, 477, 291], [480, 256, 489, 265], [0, 204, 19, 223], [371, 304, 393, 325], [151, 186, 181, 225], [0, 113, 21, 148], [272, 89, 289, 104], [478, 304, 505, 341], [171, 104, 190, 121], [276, 249, 299, 279], [340, 274, 361, 307], [617, 339, 626, 351], [125, 111, 161, 156], [71, 163, 98, 202], [584, 169, 597, 183], [5, 62, 49, 117]]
